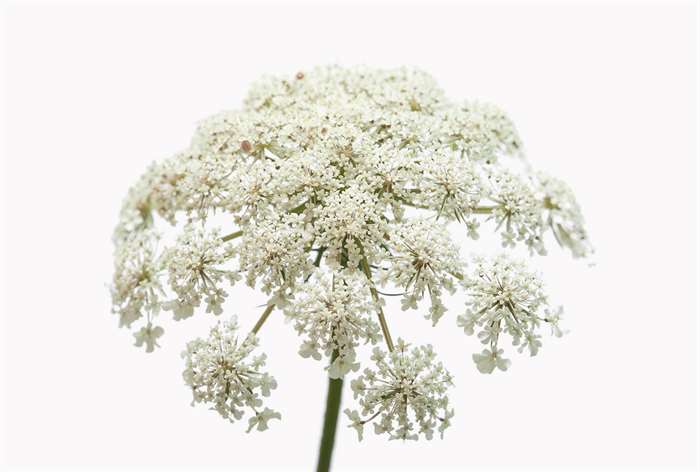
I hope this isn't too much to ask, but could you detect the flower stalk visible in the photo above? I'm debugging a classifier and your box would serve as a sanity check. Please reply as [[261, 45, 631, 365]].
[[316, 351, 344, 472]]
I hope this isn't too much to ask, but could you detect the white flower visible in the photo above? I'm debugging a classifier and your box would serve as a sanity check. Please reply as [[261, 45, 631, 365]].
[[536, 172, 593, 258], [226, 159, 276, 223], [162, 225, 239, 319], [191, 109, 260, 158], [327, 351, 360, 379], [313, 184, 386, 269], [238, 211, 313, 294], [413, 152, 483, 222], [110, 230, 164, 329], [385, 219, 464, 325], [111, 65, 589, 438], [483, 169, 544, 254], [181, 316, 280, 429], [285, 270, 380, 378], [458, 254, 564, 372], [441, 101, 523, 161], [472, 348, 511, 374], [466, 218, 480, 240], [247, 407, 282, 433], [344, 408, 365, 440], [346, 339, 453, 441], [543, 306, 566, 337], [112, 153, 192, 243], [133, 323, 164, 353]]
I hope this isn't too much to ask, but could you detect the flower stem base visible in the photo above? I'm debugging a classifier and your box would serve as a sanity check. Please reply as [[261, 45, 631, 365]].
[[316, 374, 344, 472]]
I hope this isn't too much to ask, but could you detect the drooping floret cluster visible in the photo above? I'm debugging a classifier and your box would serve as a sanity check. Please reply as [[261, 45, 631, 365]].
[[110, 65, 592, 439]]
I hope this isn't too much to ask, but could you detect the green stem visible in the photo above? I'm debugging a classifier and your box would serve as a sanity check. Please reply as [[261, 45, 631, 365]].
[[221, 230, 243, 242], [316, 353, 344, 472], [359, 256, 394, 351], [472, 206, 497, 214], [251, 303, 275, 335]]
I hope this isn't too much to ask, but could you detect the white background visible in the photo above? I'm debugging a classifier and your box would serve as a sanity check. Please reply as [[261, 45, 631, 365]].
[[1, 1, 697, 471]]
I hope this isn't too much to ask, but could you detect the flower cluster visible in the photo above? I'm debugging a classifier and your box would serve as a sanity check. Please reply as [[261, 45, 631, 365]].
[[535, 172, 593, 258], [110, 65, 591, 437], [110, 230, 164, 330], [458, 254, 565, 373], [285, 271, 381, 378], [383, 219, 464, 325], [483, 170, 544, 253], [182, 316, 280, 431], [162, 225, 239, 319], [345, 339, 454, 441], [238, 212, 313, 293]]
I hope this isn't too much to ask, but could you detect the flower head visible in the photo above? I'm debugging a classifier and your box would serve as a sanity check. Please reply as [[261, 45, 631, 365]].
[[345, 340, 454, 441], [110, 66, 590, 441], [313, 184, 386, 269], [162, 225, 239, 319], [483, 170, 544, 254], [238, 211, 314, 294], [442, 101, 523, 161], [458, 254, 564, 373], [414, 153, 483, 222], [182, 316, 280, 429], [536, 172, 593, 258], [285, 270, 381, 378], [384, 219, 464, 325], [110, 230, 164, 329]]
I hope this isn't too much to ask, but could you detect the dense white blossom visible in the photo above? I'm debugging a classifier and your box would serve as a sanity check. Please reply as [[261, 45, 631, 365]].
[[458, 254, 564, 373], [238, 212, 313, 293], [182, 316, 280, 430], [414, 153, 483, 222], [345, 339, 453, 441], [383, 219, 464, 325], [110, 65, 591, 440], [162, 225, 239, 319], [442, 101, 523, 161], [285, 271, 381, 378], [110, 230, 164, 328], [313, 184, 386, 269], [482, 170, 545, 254]]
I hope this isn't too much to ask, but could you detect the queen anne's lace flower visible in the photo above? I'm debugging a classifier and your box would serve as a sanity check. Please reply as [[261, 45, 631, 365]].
[[110, 230, 164, 328], [414, 153, 483, 222], [458, 254, 564, 373], [482, 169, 545, 254], [238, 212, 313, 293], [384, 219, 464, 325], [345, 339, 453, 441], [441, 101, 522, 161], [285, 271, 381, 378], [191, 110, 259, 159], [182, 316, 280, 430], [313, 184, 386, 269], [535, 172, 593, 258], [162, 225, 239, 319], [112, 154, 191, 243], [226, 159, 276, 224], [110, 65, 591, 441]]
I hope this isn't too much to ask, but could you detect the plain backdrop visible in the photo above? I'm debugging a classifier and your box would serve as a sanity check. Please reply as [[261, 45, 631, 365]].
[[1, 1, 697, 471]]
